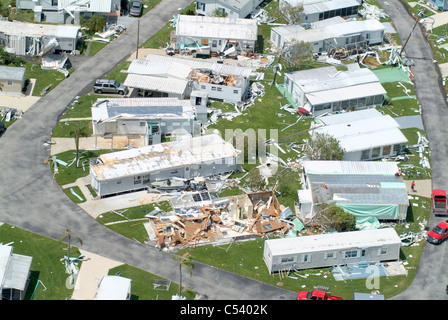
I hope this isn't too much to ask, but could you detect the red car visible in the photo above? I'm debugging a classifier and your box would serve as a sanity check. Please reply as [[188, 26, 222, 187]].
[[427, 220, 448, 244], [432, 189, 448, 215], [297, 290, 343, 300]]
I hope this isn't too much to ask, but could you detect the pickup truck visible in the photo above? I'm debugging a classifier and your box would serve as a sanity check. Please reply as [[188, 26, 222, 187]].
[[432, 190, 448, 215], [297, 290, 343, 300], [427, 220, 448, 244]]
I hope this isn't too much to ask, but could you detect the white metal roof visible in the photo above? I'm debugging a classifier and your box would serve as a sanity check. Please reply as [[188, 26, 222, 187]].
[[176, 14, 258, 41], [94, 275, 131, 300], [302, 160, 399, 175], [128, 59, 193, 80], [0, 245, 12, 289], [276, 18, 385, 44], [314, 114, 407, 152], [302, 0, 360, 15], [265, 228, 401, 256], [305, 82, 386, 105], [0, 20, 79, 38], [317, 108, 383, 126], [124, 74, 188, 95], [91, 98, 195, 122], [3, 253, 33, 291], [91, 134, 237, 181], [287, 64, 381, 93]]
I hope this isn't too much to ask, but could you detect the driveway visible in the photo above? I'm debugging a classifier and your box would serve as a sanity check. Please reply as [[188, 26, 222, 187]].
[[378, 0, 448, 300], [0, 0, 297, 300]]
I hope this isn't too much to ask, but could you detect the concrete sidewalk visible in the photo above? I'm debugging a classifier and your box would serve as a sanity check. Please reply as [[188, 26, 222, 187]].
[[71, 249, 124, 300]]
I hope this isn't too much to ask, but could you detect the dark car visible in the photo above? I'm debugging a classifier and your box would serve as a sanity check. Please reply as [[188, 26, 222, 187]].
[[130, 1, 143, 16]]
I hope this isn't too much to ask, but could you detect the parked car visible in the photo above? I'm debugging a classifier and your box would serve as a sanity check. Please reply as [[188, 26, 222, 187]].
[[432, 189, 448, 215], [297, 290, 343, 300], [427, 220, 448, 244], [93, 79, 128, 95], [130, 1, 143, 16]]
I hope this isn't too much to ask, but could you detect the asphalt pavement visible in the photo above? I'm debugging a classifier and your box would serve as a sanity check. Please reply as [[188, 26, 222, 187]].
[[378, 0, 448, 300], [0, 0, 297, 300]]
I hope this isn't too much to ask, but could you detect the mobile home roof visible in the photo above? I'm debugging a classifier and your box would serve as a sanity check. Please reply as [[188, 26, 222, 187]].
[[176, 14, 258, 41], [91, 134, 237, 180], [265, 228, 401, 256]]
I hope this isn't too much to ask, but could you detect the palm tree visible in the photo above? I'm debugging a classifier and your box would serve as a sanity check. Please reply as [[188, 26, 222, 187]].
[[173, 253, 195, 297], [59, 228, 83, 268]]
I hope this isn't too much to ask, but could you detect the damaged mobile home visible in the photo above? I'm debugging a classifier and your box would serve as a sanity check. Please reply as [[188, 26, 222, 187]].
[[279, 0, 361, 24], [17, 0, 121, 24], [124, 53, 253, 103], [263, 228, 401, 274], [90, 134, 240, 198], [0, 244, 33, 300], [270, 17, 385, 54], [297, 160, 409, 228], [311, 109, 408, 161], [174, 14, 258, 57], [281, 63, 386, 116], [195, 0, 265, 19], [0, 20, 80, 56], [91, 97, 208, 148], [146, 191, 290, 249]]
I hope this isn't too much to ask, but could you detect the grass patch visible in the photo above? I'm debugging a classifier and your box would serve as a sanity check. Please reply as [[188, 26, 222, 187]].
[[88, 41, 108, 56], [63, 186, 87, 203], [60, 93, 110, 119], [105, 60, 132, 84], [96, 201, 173, 243], [51, 149, 120, 185], [24, 61, 66, 96], [0, 223, 81, 300], [52, 120, 92, 138]]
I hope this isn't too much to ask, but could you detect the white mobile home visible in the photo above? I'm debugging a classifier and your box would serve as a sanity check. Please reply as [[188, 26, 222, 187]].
[[195, 0, 265, 18], [124, 54, 252, 103], [282, 63, 386, 116], [175, 14, 258, 56], [263, 228, 401, 274], [0, 245, 33, 300], [90, 134, 239, 198], [17, 0, 121, 24], [0, 20, 79, 56], [279, 0, 361, 24], [270, 18, 385, 53], [297, 160, 409, 227], [91, 97, 206, 147], [94, 275, 131, 300], [312, 109, 408, 160]]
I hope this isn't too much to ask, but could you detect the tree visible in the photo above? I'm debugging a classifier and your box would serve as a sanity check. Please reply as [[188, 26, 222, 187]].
[[59, 228, 83, 267], [173, 253, 195, 298], [275, 2, 303, 25], [283, 40, 313, 69], [303, 132, 345, 160], [84, 14, 106, 33], [320, 203, 357, 232], [210, 8, 228, 17]]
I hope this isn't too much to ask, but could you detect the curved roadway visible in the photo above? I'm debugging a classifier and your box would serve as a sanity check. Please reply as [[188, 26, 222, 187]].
[[1, 0, 447, 301], [0, 0, 297, 300], [378, 0, 448, 300]]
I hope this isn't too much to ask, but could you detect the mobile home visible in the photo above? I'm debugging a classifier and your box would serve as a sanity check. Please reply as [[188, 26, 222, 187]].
[[263, 228, 401, 274]]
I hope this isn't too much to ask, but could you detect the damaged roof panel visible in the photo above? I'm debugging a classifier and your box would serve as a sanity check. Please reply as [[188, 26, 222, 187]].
[[91, 134, 237, 181]]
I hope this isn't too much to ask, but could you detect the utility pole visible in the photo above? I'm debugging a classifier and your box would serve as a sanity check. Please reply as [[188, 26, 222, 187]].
[[136, 19, 140, 59], [271, 42, 287, 88], [400, 17, 419, 56]]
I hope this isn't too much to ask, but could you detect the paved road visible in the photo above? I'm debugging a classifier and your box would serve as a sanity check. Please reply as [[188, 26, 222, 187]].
[[0, 0, 297, 300], [378, 0, 448, 300]]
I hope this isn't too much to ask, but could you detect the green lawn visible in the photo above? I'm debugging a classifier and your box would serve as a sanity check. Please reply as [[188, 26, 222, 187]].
[[52, 120, 92, 138], [0, 223, 81, 300], [24, 61, 67, 96]]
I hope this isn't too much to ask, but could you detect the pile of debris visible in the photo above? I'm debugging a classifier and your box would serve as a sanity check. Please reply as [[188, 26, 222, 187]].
[[358, 2, 389, 20], [144, 191, 292, 249]]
